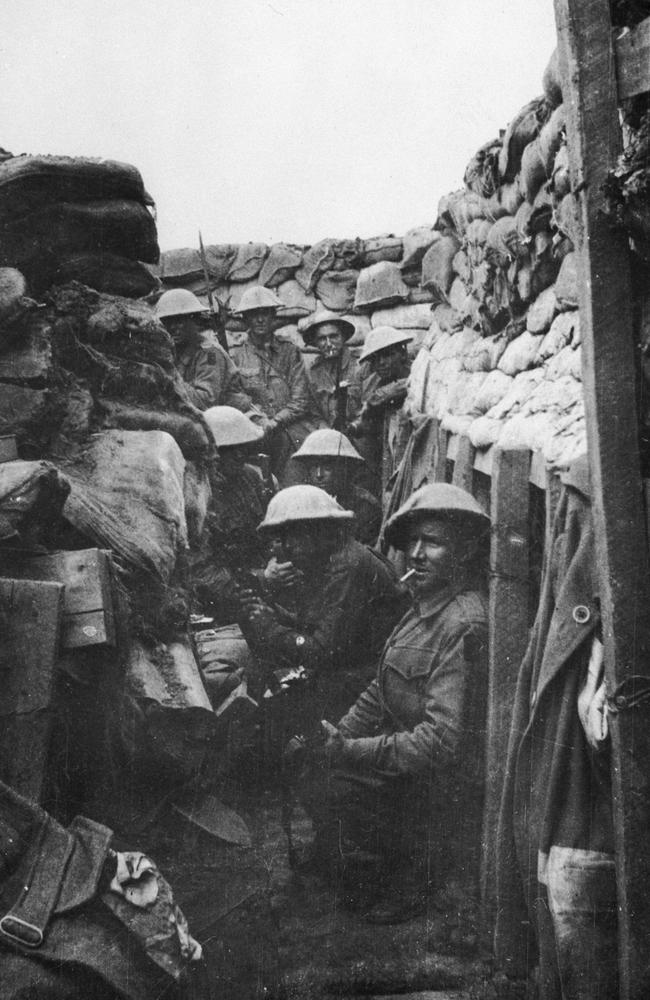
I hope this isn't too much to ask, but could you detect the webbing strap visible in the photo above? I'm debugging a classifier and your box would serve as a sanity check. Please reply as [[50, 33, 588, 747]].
[[0, 817, 72, 948]]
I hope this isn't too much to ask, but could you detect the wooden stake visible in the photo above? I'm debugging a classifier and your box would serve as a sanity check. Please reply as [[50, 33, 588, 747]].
[[482, 448, 531, 934], [555, 2, 650, 994]]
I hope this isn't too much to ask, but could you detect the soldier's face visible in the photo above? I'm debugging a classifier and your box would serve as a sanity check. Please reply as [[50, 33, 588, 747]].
[[282, 524, 331, 571], [304, 458, 341, 495], [371, 345, 405, 381], [314, 324, 345, 360], [405, 516, 462, 597], [162, 314, 201, 348], [246, 309, 275, 345]]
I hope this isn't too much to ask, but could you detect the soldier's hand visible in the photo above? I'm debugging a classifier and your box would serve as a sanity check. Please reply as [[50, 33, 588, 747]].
[[237, 589, 276, 631], [263, 557, 302, 588], [319, 720, 345, 762]]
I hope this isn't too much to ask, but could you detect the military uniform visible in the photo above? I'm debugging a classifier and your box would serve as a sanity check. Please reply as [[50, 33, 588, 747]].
[[307, 346, 363, 427], [301, 582, 488, 885], [176, 337, 254, 412], [230, 338, 324, 482]]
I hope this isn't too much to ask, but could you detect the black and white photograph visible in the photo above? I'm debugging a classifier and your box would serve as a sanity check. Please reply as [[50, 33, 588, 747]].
[[1, 1, 650, 997]]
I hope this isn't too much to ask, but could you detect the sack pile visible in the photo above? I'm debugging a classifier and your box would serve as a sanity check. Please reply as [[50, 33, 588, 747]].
[[405, 48, 588, 470], [0, 152, 160, 297]]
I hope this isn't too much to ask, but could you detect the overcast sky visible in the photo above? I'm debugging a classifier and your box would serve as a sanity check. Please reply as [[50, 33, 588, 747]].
[[3, 1, 557, 251]]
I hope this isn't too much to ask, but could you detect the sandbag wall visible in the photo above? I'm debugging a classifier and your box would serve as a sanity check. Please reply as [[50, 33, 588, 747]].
[[0, 150, 160, 296]]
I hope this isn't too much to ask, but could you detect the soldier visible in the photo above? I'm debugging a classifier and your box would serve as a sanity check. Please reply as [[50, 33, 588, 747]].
[[230, 286, 324, 484], [290, 429, 382, 547], [188, 406, 273, 627], [348, 326, 413, 498], [293, 483, 489, 924], [154, 288, 254, 412], [301, 309, 363, 430], [237, 485, 408, 723]]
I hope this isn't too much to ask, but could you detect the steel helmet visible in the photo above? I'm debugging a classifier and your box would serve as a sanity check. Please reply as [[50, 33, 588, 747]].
[[203, 406, 264, 448], [258, 485, 354, 532], [155, 288, 207, 319], [292, 429, 363, 464], [300, 308, 355, 346], [384, 483, 490, 550], [358, 325, 413, 363], [236, 286, 282, 314]]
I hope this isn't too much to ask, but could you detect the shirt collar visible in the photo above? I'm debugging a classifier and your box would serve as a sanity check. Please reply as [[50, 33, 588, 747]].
[[413, 580, 465, 619]]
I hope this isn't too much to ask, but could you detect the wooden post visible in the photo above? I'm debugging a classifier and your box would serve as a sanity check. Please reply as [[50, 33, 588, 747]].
[[482, 449, 531, 932], [555, 2, 650, 995], [451, 435, 475, 493], [432, 419, 448, 482]]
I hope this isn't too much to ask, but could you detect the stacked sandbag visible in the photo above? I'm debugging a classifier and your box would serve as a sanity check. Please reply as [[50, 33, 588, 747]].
[[0, 153, 160, 296], [403, 48, 590, 470]]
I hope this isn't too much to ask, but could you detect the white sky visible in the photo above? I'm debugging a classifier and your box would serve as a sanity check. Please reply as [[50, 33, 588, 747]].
[[2, 1, 558, 251]]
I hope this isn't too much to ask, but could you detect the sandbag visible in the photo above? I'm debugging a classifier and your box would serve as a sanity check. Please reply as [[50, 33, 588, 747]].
[[315, 268, 359, 311], [0, 315, 52, 382], [520, 138, 548, 203], [464, 138, 502, 197], [463, 333, 507, 373], [551, 145, 571, 199], [436, 189, 488, 238], [421, 233, 461, 298], [0, 154, 149, 220], [542, 49, 562, 108], [408, 285, 436, 305], [51, 251, 159, 299], [227, 243, 269, 283], [448, 276, 469, 315], [401, 225, 439, 272], [554, 247, 579, 312], [0, 200, 159, 273], [445, 370, 488, 417], [0, 459, 70, 539], [473, 369, 514, 413], [371, 303, 433, 330], [468, 414, 503, 449], [539, 105, 566, 175], [432, 302, 463, 334], [485, 216, 523, 266], [274, 278, 317, 319], [552, 192, 581, 246], [452, 249, 472, 285], [499, 97, 549, 182], [498, 179, 525, 217], [526, 285, 558, 333], [498, 330, 545, 376], [62, 429, 187, 583], [0, 384, 50, 453], [536, 311, 579, 361], [159, 244, 234, 285], [258, 242, 303, 287], [486, 368, 545, 420], [295, 238, 362, 291], [361, 235, 403, 266], [354, 261, 409, 310]]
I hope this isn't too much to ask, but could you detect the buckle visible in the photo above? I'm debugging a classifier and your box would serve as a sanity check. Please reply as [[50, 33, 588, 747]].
[[0, 914, 44, 948]]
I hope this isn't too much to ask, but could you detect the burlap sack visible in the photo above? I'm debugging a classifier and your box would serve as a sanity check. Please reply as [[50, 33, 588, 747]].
[[554, 253, 578, 310], [464, 137, 502, 197], [421, 234, 461, 298], [354, 261, 409, 310], [520, 138, 548, 203], [258, 242, 303, 287], [526, 285, 559, 333], [228, 243, 269, 283], [499, 97, 549, 182], [498, 331, 545, 376], [315, 268, 359, 311]]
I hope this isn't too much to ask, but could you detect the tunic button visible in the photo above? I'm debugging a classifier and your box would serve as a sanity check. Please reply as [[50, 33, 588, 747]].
[[572, 605, 590, 625]]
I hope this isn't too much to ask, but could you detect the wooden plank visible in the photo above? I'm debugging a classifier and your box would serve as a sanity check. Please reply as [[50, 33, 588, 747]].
[[482, 449, 531, 938], [0, 435, 17, 463], [615, 16, 650, 101], [432, 420, 448, 482], [555, 2, 650, 995], [451, 435, 475, 492], [0, 578, 64, 801], [0, 548, 116, 648]]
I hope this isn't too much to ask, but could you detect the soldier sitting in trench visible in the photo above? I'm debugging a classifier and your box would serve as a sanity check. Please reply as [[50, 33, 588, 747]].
[[154, 288, 255, 412], [235, 485, 408, 732], [290, 483, 489, 925]]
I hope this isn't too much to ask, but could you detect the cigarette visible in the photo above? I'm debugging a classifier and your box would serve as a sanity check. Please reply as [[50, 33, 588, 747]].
[[400, 568, 416, 583]]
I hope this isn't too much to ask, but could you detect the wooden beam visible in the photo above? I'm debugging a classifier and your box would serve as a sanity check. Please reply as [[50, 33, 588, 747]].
[[555, 2, 650, 996], [451, 435, 475, 492], [0, 578, 64, 801], [432, 419, 448, 482], [482, 449, 531, 936], [615, 15, 650, 101]]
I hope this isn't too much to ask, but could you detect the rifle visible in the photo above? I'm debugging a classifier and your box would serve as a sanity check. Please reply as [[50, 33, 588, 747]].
[[333, 352, 349, 431], [198, 230, 230, 355]]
